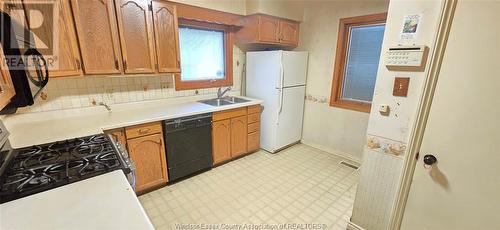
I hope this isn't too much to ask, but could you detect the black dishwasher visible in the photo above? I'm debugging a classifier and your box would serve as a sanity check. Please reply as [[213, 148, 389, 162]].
[[164, 113, 213, 182]]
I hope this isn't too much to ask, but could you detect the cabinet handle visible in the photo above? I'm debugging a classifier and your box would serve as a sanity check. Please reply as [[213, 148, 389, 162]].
[[138, 128, 151, 134]]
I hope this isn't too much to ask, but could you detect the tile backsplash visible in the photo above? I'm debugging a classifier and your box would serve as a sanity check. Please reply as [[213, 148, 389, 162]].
[[17, 46, 245, 114]]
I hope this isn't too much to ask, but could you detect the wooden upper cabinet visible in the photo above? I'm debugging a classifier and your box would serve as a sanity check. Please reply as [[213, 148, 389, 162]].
[[230, 116, 248, 158], [127, 133, 168, 193], [152, 1, 180, 73], [115, 0, 156, 74], [236, 14, 300, 48], [212, 119, 231, 165], [258, 16, 280, 43], [23, 0, 82, 77], [71, 0, 122, 75], [0, 45, 16, 110], [279, 20, 299, 46]]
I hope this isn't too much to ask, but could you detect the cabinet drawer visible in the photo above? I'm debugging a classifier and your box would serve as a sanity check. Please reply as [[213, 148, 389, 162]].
[[213, 107, 247, 121], [248, 122, 260, 134], [125, 122, 162, 139], [247, 105, 262, 114], [247, 131, 260, 152], [247, 113, 260, 124]]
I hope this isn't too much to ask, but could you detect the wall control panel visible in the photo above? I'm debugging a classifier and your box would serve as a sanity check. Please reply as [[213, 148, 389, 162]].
[[385, 45, 429, 71]]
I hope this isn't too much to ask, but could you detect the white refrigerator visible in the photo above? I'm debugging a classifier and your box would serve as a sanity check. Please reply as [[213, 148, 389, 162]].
[[246, 51, 308, 153]]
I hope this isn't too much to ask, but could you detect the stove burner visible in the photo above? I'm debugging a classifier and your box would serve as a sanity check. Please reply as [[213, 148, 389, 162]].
[[20, 150, 61, 168], [28, 175, 50, 185], [71, 144, 104, 157], [89, 135, 107, 144], [17, 146, 42, 157], [48, 138, 85, 151], [3, 167, 57, 192]]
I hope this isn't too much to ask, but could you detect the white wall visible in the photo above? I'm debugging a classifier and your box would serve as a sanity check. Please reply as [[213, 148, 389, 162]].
[[296, 0, 389, 162], [245, 0, 304, 21], [350, 0, 446, 229]]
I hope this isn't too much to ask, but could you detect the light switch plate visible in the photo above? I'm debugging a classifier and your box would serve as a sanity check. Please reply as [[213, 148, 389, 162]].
[[393, 77, 410, 97]]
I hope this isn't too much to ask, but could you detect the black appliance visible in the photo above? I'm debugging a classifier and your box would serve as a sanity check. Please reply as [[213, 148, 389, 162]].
[[0, 11, 49, 114], [164, 113, 213, 182], [0, 122, 135, 204]]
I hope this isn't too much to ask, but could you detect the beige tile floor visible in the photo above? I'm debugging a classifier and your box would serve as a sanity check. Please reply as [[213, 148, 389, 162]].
[[139, 144, 359, 230]]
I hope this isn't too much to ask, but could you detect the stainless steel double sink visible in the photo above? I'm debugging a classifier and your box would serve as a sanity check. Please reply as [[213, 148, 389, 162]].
[[198, 96, 250, 107]]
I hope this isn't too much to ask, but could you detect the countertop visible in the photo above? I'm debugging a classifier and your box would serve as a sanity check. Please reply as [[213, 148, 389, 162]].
[[2, 95, 261, 149], [0, 170, 154, 230]]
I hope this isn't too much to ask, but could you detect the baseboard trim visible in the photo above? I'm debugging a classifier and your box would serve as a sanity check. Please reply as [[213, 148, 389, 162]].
[[300, 140, 361, 164], [347, 221, 365, 230]]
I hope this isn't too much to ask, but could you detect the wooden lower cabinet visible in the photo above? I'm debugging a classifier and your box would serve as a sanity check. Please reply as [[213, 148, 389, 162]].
[[212, 120, 231, 164], [212, 105, 261, 165], [127, 133, 168, 193], [230, 116, 248, 157], [247, 131, 260, 152]]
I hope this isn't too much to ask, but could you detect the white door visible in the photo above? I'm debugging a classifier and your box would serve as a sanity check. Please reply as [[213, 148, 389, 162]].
[[274, 86, 306, 151], [401, 1, 500, 229], [280, 51, 309, 87]]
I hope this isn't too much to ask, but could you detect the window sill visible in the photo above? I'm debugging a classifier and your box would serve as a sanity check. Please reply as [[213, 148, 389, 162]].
[[330, 99, 371, 113], [174, 74, 233, 90]]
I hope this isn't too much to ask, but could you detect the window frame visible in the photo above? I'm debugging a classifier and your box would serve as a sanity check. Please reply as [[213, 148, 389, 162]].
[[175, 19, 233, 90], [330, 13, 387, 113]]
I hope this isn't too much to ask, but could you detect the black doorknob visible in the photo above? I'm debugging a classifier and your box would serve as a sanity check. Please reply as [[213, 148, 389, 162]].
[[423, 154, 437, 165]]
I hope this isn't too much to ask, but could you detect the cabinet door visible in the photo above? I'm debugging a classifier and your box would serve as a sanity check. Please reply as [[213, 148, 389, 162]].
[[258, 16, 280, 43], [230, 116, 248, 157], [279, 20, 299, 46], [247, 131, 260, 153], [212, 119, 231, 165], [127, 134, 168, 193], [0, 45, 16, 110], [152, 1, 180, 73], [24, 0, 82, 77], [71, 0, 122, 75], [115, 0, 156, 74]]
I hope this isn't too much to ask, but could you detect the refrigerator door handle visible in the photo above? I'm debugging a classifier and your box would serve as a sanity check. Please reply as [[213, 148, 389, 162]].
[[278, 57, 285, 114]]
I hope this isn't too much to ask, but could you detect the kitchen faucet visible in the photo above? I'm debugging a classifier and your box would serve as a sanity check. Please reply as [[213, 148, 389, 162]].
[[98, 102, 112, 112], [217, 87, 231, 99]]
